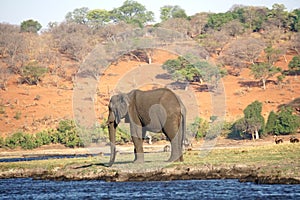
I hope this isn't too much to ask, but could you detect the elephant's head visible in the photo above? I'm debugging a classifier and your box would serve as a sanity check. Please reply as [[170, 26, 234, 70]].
[[107, 93, 130, 166]]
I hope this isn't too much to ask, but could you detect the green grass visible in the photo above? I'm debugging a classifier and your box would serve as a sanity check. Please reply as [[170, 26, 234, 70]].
[[0, 143, 299, 179]]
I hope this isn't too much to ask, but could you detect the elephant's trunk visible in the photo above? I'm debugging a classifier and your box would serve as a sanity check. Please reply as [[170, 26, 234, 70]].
[[108, 122, 116, 167]]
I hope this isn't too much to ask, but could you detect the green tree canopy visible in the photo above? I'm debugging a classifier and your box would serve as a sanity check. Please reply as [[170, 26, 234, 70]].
[[162, 56, 227, 89], [266, 107, 300, 135], [111, 0, 154, 27], [234, 101, 265, 140], [160, 5, 187, 21], [250, 46, 282, 90], [288, 55, 300, 73], [87, 9, 111, 26], [20, 19, 42, 33], [65, 7, 89, 24]]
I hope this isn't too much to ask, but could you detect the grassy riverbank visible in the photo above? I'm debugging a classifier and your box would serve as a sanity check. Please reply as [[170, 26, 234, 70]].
[[0, 143, 299, 184]]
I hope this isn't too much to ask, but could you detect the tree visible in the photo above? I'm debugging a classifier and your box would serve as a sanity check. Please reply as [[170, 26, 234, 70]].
[[289, 9, 300, 32], [87, 9, 111, 28], [159, 18, 191, 34], [162, 56, 226, 90], [265, 110, 277, 135], [206, 12, 235, 31], [250, 63, 281, 90], [250, 46, 283, 90], [241, 6, 268, 31], [267, 4, 289, 30], [50, 22, 92, 61], [20, 19, 42, 33], [288, 55, 300, 73], [189, 12, 209, 37], [220, 37, 265, 74], [273, 107, 300, 135], [221, 19, 244, 37], [111, 0, 154, 27], [18, 62, 48, 85], [65, 7, 89, 24], [234, 101, 265, 140], [160, 5, 187, 21], [200, 30, 230, 56]]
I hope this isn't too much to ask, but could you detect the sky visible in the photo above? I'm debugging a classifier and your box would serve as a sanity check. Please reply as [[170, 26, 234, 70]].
[[0, 0, 299, 29]]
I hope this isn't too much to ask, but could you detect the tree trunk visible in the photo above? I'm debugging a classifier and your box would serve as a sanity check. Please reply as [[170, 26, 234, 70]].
[[255, 130, 259, 140], [262, 78, 266, 90]]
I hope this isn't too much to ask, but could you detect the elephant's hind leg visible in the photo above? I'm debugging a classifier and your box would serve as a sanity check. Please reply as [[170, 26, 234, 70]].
[[164, 122, 183, 162]]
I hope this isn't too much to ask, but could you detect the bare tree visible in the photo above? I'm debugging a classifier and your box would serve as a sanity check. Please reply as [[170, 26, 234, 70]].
[[221, 20, 244, 37], [159, 18, 191, 35], [189, 12, 209, 37], [200, 30, 230, 56], [0, 23, 28, 73], [50, 22, 93, 62], [223, 37, 265, 64]]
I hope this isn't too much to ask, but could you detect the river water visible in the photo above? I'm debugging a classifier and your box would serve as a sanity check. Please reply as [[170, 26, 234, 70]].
[[0, 178, 299, 199]]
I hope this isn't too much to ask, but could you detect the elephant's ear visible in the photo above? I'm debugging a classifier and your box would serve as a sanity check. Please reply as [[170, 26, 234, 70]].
[[115, 94, 129, 124]]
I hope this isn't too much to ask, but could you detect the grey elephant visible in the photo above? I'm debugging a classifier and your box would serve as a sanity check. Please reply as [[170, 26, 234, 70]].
[[107, 88, 186, 166]]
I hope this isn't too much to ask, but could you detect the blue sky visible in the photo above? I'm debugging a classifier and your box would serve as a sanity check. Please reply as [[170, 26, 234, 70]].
[[0, 0, 299, 29]]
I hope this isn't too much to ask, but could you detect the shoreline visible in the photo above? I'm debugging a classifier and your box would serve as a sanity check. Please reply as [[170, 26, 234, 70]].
[[1, 162, 299, 184], [0, 140, 299, 184]]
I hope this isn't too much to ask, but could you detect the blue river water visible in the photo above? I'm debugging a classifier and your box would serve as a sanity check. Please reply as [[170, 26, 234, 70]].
[[0, 178, 299, 199]]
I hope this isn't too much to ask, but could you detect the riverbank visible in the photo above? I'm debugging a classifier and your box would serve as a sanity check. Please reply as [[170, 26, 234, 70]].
[[0, 141, 299, 184]]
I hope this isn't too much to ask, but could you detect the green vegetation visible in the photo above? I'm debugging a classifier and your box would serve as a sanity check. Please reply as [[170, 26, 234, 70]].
[[20, 19, 42, 33], [0, 143, 299, 182], [188, 117, 209, 140], [19, 64, 48, 85], [265, 107, 300, 135], [288, 55, 300, 74], [0, 120, 84, 150], [162, 56, 227, 89], [233, 101, 265, 140]]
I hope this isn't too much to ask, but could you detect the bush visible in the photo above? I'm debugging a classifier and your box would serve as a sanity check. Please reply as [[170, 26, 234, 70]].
[[0, 136, 4, 148], [115, 126, 131, 144], [56, 119, 83, 148], [188, 117, 209, 140], [36, 130, 52, 146], [4, 132, 38, 149], [19, 64, 48, 85], [269, 107, 300, 135]]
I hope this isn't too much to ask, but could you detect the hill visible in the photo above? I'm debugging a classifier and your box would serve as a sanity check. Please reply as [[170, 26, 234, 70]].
[[0, 49, 299, 136]]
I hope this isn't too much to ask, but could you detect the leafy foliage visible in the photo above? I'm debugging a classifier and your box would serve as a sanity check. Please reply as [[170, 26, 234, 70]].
[[265, 107, 300, 135], [20, 19, 42, 33], [250, 63, 281, 90], [111, 0, 154, 27], [234, 101, 265, 140], [288, 55, 300, 73], [162, 56, 227, 89], [188, 117, 209, 140], [160, 5, 187, 21], [19, 63, 48, 85]]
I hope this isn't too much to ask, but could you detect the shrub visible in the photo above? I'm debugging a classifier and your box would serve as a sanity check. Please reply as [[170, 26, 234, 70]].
[[36, 130, 52, 146], [274, 107, 300, 135], [56, 119, 83, 148], [189, 117, 209, 140], [115, 127, 131, 144], [4, 132, 37, 149], [14, 111, 22, 120], [19, 64, 48, 85], [0, 136, 4, 148]]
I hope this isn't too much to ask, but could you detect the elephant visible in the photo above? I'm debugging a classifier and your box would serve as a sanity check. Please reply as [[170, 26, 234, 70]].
[[107, 88, 186, 166]]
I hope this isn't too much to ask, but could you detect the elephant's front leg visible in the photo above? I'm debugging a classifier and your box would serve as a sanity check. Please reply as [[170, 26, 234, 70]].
[[131, 124, 144, 163]]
